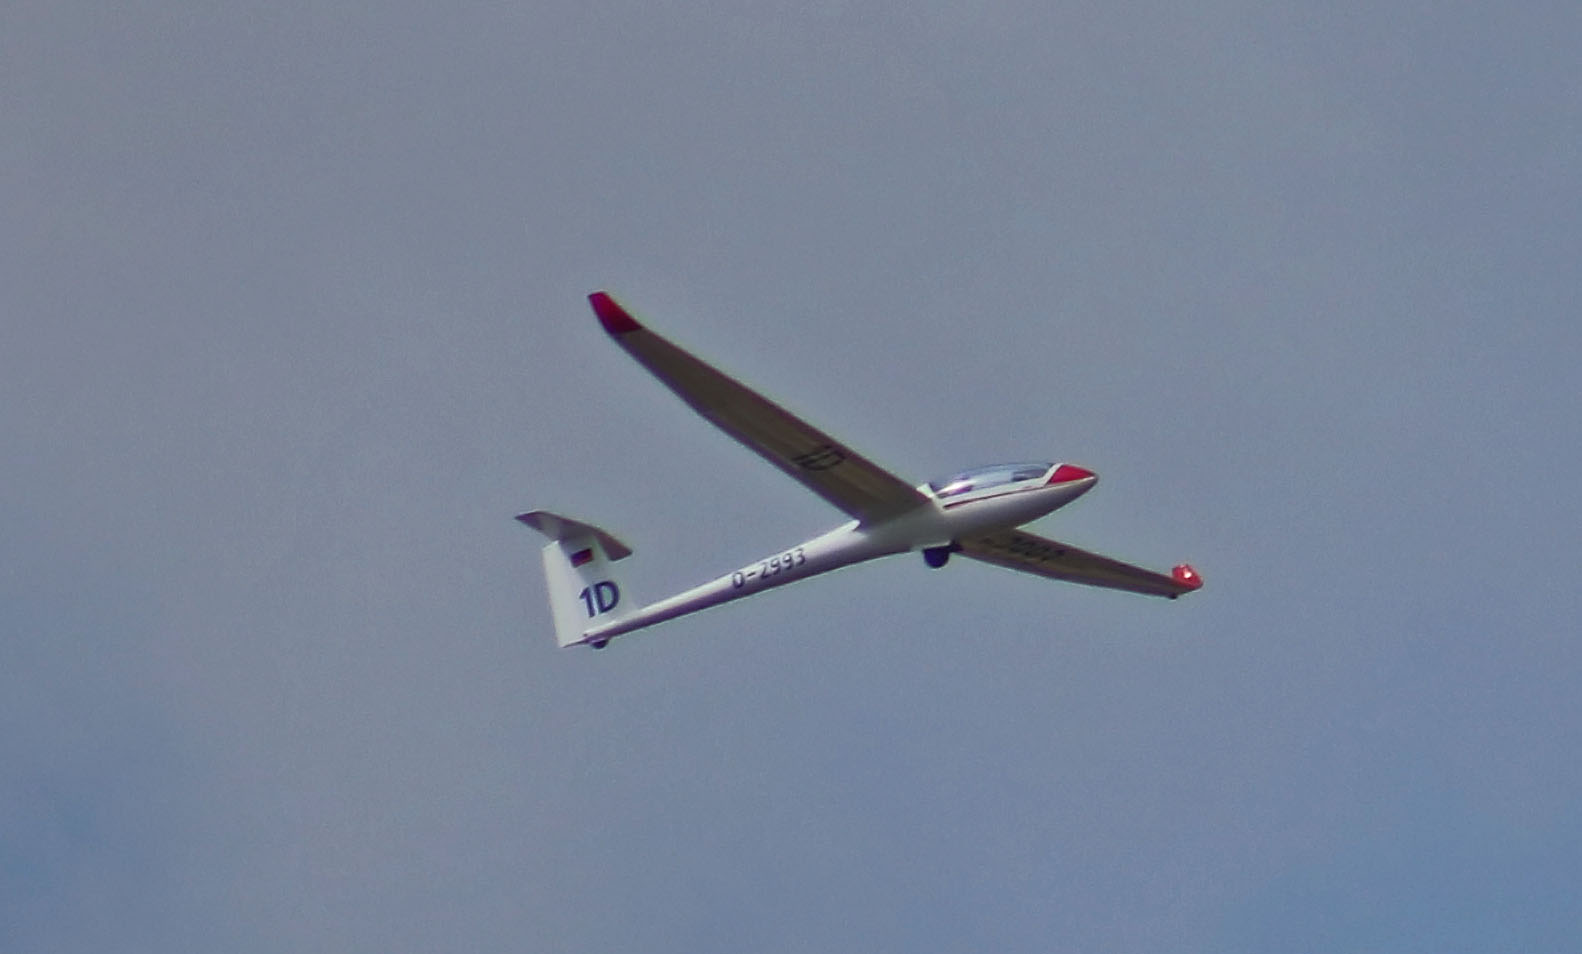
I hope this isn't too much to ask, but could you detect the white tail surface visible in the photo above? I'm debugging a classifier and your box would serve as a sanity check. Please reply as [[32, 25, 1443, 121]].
[[516, 511, 636, 647]]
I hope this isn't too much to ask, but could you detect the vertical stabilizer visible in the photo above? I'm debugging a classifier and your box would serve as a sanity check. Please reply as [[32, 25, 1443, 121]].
[[516, 511, 635, 648]]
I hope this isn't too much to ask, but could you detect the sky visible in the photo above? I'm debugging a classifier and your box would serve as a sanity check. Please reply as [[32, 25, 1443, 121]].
[[4, 1, 1580, 951]]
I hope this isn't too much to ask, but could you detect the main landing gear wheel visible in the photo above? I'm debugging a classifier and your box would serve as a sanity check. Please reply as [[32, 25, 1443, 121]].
[[923, 546, 954, 569]]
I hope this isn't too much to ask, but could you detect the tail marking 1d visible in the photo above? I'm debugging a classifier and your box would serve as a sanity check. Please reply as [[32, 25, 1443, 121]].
[[579, 581, 621, 616]]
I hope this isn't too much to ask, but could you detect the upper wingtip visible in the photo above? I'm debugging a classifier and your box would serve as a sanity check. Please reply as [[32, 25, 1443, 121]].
[[588, 291, 642, 335]]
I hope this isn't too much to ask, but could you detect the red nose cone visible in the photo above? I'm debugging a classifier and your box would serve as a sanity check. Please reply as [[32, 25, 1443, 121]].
[[1048, 464, 1096, 485]]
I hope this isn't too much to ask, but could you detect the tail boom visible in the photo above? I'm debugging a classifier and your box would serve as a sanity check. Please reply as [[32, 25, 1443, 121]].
[[579, 522, 902, 644]]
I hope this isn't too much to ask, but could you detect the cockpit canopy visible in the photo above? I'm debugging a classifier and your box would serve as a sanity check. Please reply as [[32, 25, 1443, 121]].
[[927, 461, 1055, 500]]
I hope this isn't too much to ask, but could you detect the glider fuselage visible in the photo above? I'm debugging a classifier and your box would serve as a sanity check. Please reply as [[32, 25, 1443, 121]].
[[582, 463, 1098, 642]]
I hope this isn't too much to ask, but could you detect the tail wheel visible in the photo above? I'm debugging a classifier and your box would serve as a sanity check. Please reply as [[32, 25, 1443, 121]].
[[923, 546, 952, 569]]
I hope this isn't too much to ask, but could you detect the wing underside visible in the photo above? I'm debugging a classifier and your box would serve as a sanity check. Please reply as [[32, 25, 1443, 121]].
[[961, 528, 1202, 598], [589, 292, 930, 525]]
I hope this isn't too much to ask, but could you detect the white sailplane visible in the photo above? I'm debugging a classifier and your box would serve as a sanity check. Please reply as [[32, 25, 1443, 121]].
[[521, 292, 1202, 649]]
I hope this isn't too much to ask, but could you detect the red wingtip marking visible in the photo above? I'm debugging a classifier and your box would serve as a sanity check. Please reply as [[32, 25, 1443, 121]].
[[588, 292, 642, 335], [1172, 564, 1203, 589]]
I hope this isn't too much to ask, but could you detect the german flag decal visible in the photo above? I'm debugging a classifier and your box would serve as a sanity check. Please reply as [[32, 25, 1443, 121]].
[[569, 547, 595, 567]]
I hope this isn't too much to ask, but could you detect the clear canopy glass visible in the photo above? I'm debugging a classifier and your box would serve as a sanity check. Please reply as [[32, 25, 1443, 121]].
[[926, 462, 1054, 499]]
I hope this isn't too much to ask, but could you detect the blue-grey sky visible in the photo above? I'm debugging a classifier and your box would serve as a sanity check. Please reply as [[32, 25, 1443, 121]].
[[5, 2, 1580, 951]]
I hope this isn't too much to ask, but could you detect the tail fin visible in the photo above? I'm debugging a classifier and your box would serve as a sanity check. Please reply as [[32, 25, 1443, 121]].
[[516, 511, 636, 648]]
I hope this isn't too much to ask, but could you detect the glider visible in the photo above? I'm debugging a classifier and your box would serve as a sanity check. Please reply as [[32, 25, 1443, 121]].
[[521, 292, 1201, 649]]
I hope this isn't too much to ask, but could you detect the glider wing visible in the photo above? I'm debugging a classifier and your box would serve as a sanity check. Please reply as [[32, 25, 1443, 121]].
[[960, 528, 1203, 598], [589, 292, 930, 524]]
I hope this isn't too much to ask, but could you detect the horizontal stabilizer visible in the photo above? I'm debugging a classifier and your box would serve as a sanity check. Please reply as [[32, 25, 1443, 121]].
[[516, 510, 633, 561]]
